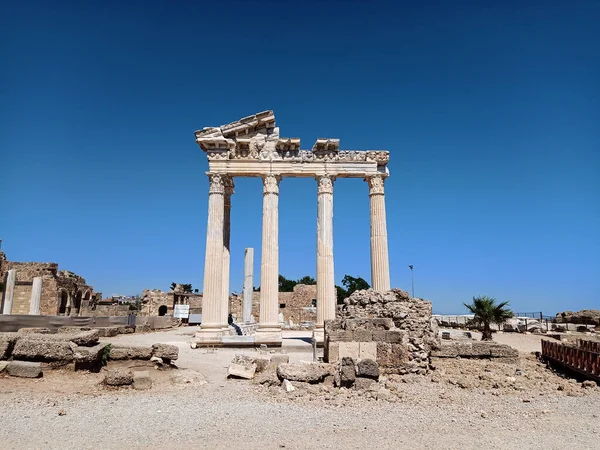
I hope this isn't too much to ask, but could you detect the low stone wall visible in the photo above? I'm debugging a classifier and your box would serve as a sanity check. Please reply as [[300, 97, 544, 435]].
[[431, 341, 519, 359], [0, 315, 129, 332]]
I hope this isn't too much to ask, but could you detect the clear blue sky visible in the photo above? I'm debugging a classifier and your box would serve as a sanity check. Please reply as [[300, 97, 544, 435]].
[[1, 1, 598, 315]]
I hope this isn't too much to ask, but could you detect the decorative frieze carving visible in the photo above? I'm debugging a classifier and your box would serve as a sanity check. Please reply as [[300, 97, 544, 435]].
[[316, 175, 335, 195], [366, 174, 386, 196], [196, 111, 390, 167], [263, 174, 281, 195]]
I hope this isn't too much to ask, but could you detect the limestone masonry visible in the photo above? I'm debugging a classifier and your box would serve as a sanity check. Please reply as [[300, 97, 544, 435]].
[[0, 252, 99, 316], [194, 110, 391, 345]]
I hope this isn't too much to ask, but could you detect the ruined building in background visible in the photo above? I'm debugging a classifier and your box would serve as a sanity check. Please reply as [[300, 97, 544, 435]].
[[0, 251, 100, 316], [140, 284, 203, 316], [325, 289, 440, 374], [229, 283, 321, 326]]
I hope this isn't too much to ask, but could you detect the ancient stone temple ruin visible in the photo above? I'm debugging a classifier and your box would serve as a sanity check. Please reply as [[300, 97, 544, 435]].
[[0, 252, 99, 316], [194, 111, 391, 345]]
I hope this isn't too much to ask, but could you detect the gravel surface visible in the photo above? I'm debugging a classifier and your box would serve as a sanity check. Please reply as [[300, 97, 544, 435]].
[[1, 328, 598, 449]]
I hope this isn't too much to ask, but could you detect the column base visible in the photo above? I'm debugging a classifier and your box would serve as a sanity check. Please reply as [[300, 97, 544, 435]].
[[312, 327, 325, 345], [255, 326, 282, 346], [193, 327, 224, 345]]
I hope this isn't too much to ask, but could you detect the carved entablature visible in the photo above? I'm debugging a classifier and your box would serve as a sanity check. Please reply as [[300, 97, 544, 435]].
[[195, 111, 390, 170]]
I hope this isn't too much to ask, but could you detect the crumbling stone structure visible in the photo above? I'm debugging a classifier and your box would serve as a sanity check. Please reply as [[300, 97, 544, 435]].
[[229, 283, 319, 326], [140, 287, 202, 316], [324, 289, 440, 374], [0, 252, 98, 316]]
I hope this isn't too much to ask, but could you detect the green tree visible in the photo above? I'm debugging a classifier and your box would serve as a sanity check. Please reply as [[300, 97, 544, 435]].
[[278, 275, 297, 292], [170, 282, 176, 291], [182, 283, 193, 293], [336, 275, 370, 303], [297, 276, 316, 285], [463, 296, 513, 341]]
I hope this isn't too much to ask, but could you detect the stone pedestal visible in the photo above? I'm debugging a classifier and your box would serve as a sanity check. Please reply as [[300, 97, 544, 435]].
[[29, 277, 42, 315], [2, 269, 16, 314], [257, 174, 282, 343], [196, 174, 225, 342], [242, 247, 254, 323], [315, 175, 336, 330], [367, 174, 391, 292]]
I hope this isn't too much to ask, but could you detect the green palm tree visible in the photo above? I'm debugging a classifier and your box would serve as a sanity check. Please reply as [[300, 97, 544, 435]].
[[463, 296, 513, 341]]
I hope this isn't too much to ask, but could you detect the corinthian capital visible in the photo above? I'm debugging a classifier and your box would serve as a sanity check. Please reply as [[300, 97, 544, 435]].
[[316, 174, 335, 195], [207, 173, 225, 195], [366, 174, 386, 196], [263, 174, 282, 195]]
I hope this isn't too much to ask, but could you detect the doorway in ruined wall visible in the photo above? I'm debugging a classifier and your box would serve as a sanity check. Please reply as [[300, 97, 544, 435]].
[[158, 305, 167, 316], [72, 290, 82, 316], [58, 290, 68, 315]]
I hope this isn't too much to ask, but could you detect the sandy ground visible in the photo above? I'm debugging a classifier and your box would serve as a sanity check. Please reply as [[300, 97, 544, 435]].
[[0, 328, 599, 450]]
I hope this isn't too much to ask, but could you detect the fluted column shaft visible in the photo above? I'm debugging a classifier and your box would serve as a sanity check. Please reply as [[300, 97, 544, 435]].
[[367, 174, 391, 292], [221, 177, 234, 328], [259, 174, 281, 329], [242, 248, 254, 323], [201, 173, 225, 329], [316, 175, 336, 328], [2, 269, 16, 314], [29, 277, 42, 315]]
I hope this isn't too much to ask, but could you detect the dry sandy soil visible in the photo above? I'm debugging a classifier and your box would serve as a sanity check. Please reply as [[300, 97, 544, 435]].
[[0, 327, 598, 450]]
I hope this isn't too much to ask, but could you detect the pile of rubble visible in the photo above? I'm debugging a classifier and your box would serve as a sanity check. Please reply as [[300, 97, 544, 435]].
[[325, 288, 440, 374], [0, 327, 179, 388]]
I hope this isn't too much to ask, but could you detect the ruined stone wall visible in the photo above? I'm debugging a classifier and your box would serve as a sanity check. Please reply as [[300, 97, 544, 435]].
[[0, 253, 94, 316], [229, 284, 318, 325], [325, 289, 440, 375], [80, 304, 131, 316]]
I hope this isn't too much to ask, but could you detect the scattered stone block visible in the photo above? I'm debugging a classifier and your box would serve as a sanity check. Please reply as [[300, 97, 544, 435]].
[[340, 357, 356, 387], [95, 327, 119, 338], [105, 368, 133, 386], [0, 361, 9, 372], [431, 342, 518, 359], [12, 338, 74, 363], [7, 361, 42, 378], [72, 343, 109, 371], [135, 324, 151, 333], [277, 363, 333, 383], [282, 379, 295, 392], [582, 380, 597, 388], [18, 327, 52, 334], [357, 359, 379, 379], [69, 330, 100, 347], [133, 371, 152, 390], [326, 341, 340, 363], [151, 344, 178, 362], [109, 345, 152, 360], [228, 355, 257, 379]]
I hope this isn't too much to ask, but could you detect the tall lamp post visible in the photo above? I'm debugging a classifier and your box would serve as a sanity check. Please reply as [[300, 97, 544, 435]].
[[408, 265, 414, 298]]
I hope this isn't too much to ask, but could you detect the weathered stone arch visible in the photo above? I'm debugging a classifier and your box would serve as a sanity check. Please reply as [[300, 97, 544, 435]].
[[58, 290, 69, 315]]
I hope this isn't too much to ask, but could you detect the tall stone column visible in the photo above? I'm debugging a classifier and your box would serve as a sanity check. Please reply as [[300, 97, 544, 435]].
[[367, 174, 391, 292], [242, 247, 254, 323], [29, 277, 42, 315], [221, 176, 234, 329], [257, 174, 282, 343], [316, 175, 336, 330], [197, 173, 225, 339], [2, 269, 16, 314]]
